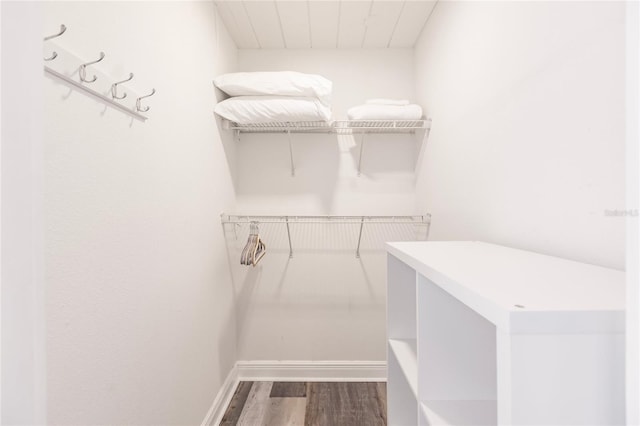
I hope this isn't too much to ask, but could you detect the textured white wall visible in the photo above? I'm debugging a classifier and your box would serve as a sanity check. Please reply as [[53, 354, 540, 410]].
[[626, 1, 640, 423], [43, 2, 237, 424], [1, 2, 47, 424], [414, 1, 626, 270], [229, 49, 422, 362]]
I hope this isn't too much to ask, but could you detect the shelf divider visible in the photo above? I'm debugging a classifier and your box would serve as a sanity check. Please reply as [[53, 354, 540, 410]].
[[389, 338, 418, 397]]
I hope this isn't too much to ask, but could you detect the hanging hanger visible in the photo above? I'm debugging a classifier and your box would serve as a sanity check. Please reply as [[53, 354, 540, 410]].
[[250, 222, 266, 266], [240, 222, 266, 266], [43, 24, 67, 61], [252, 238, 266, 266], [240, 222, 258, 265], [79, 52, 105, 83]]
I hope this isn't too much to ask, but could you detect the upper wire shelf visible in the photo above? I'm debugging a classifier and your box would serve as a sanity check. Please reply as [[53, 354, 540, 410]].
[[225, 118, 430, 134], [334, 119, 430, 134], [227, 121, 333, 134]]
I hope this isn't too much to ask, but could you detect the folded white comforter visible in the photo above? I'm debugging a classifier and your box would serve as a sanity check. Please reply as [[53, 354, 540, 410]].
[[214, 96, 332, 124], [347, 104, 423, 121], [214, 71, 332, 106]]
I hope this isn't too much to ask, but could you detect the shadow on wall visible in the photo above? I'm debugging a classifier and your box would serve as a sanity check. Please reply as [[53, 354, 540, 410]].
[[221, 220, 429, 355], [229, 132, 420, 212], [413, 127, 432, 183], [350, 132, 426, 176], [214, 88, 238, 190], [234, 133, 341, 211]]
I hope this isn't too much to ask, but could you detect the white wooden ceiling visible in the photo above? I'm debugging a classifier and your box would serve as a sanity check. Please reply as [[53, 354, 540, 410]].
[[214, 1, 438, 49]]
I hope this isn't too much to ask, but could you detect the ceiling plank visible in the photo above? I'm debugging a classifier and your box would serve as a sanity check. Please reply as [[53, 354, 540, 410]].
[[276, 1, 312, 49], [216, 1, 260, 49], [309, 1, 340, 48], [337, 1, 371, 49], [215, 0, 436, 50], [362, 0, 405, 48], [243, 1, 286, 49], [214, 2, 245, 49], [389, 0, 437, 47]]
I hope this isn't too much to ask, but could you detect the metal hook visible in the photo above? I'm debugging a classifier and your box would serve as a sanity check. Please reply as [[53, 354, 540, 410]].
[[135, 88, 156, 112], [43, 24, 67, 61], [79, 52, 105, 83], [111, 73, 134, 100]]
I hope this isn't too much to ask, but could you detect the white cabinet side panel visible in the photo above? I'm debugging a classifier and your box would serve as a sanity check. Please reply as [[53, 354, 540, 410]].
[[507, 333, 625, 425], [417, 275, 497, 402], [387, 254, 417, 340]]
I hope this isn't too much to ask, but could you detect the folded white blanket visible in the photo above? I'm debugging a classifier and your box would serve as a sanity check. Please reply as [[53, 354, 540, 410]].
[[214, 96, 332, 124], [347, 104, 423, 121], [214, 71, 332, 106], [366, 99, 410, 106]]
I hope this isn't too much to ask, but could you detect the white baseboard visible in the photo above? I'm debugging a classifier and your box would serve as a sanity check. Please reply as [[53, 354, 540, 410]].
[[202, 360, 387, 425], [236, 360, 387, 382], [201, 364, 239, 426]]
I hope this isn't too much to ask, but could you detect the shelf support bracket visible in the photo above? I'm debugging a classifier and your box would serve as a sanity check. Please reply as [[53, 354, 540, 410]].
[[285, 216, 293, 258], [356, 216, 365, 258], [357, 133, 366, 176], [287, 129, 296, 176]]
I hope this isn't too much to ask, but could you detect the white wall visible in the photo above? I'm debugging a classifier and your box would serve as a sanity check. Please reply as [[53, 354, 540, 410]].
[[229, 49, 423, 361], [414, 1, 626, 270], [43, 2, 237, 424], [1, 2, 47, 424], [626, 1, 640, 422]]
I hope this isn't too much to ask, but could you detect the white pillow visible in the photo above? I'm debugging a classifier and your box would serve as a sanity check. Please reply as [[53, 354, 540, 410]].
[[213, 72, 332, 106], [214, 96, 332, 124]]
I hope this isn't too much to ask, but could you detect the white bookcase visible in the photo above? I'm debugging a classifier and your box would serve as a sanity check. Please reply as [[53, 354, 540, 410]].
[[386, 241, 625, 426]]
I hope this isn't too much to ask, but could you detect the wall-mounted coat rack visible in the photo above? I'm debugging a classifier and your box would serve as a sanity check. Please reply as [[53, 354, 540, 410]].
[[221, 214, 431, 259], [43, 24, 156, 122]]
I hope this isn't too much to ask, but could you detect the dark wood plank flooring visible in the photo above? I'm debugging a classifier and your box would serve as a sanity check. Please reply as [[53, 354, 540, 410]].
[[220, 381, 387, 426], [270, 382, 307, 398], [220, 382, 253, 426]]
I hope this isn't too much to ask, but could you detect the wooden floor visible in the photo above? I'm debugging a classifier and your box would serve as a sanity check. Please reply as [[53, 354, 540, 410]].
[[220, 382, 387, 426]]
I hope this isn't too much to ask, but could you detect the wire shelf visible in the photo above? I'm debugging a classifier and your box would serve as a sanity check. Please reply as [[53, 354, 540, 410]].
[[227, 121, 333, 134], [221, 214, 430, 225], [333, 119, 429, 134], [225, 119, 430, 134], [221, 214, 431, 259]]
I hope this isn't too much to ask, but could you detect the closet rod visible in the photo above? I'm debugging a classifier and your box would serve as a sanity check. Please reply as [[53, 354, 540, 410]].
[[44, 66, 148, 122], [220, 214, 431, 225]]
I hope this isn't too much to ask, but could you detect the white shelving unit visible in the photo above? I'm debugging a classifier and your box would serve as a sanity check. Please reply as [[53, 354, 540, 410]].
[[222, 118, 431, 176], [386, 241, 625, 426]]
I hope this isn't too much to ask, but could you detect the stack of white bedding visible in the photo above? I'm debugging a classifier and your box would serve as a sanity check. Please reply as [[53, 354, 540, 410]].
[[347, 99, 423, 121], [213, 71, 332, 124]]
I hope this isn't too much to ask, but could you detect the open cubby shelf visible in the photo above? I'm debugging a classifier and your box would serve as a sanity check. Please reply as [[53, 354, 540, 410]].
[[386, 241, 625, 426]]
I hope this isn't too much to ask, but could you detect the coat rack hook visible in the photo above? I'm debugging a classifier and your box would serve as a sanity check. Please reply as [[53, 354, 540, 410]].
[[43, 24, 67, 61], [79, 51, 105, 83], [110, 73, 134, 100], [136, 88, 156, 112]]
